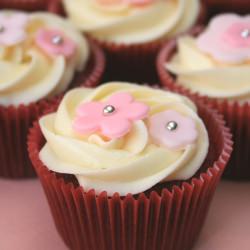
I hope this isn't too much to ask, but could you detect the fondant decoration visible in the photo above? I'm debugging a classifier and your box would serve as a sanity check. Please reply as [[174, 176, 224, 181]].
[[0, 13, 28, 46], [73, 92, 149, 139], [197, 14, 250, 63], [149, 110, 198, 150], [35, 29, 76, 58]]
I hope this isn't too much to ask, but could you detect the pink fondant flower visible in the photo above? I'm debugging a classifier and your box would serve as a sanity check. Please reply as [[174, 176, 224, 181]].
[[73, 92, 149, 139], [0, 13, 28, 46], [35, 29, 76, 58], [149, 110, 198, 150], [197, 14, 250, 63]]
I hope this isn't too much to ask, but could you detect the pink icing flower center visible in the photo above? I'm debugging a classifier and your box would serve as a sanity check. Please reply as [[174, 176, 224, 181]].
[[35, 29, 76, 58], [149, 110, 198, 150], [73, 92, 149, 139], [222, 22, 250, 47]]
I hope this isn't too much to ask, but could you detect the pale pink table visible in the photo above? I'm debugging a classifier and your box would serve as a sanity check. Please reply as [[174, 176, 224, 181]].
[[0, 179, 249, 250]]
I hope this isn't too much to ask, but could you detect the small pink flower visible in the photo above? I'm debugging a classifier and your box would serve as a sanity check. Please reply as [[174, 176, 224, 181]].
[[35, 29, 76, 58], [0, 13, 28, 46], [73, 92, 149, 139], [149, 110, 198, 150], [197, 14, 250, 63]]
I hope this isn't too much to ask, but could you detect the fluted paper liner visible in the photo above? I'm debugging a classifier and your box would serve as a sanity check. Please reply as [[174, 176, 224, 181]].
[[0, 41, 105, 178], [28, 100, 232, 250], [0, 0, 63, 13], [157, 34, 250, 180]]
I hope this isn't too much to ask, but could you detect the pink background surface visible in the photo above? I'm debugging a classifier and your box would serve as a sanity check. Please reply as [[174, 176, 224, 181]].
[[0, 179, 249, 250]]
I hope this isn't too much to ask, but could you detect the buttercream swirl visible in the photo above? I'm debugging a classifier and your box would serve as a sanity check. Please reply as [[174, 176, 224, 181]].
[[39, 83, 208, 196], [0, 11, 89, 106], [166, 14, 250, 101], [62, 0, 200, 44]]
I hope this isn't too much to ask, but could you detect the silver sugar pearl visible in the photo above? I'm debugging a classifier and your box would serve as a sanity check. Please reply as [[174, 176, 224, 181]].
[[241, 29, 250, 38], [52, 35, 64, 45], [166, 121, 178, 131], [103, 105, 115, 115], [0, 25, 5, 33]]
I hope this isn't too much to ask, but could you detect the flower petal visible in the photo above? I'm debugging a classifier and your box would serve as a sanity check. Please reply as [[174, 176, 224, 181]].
[[35, 29, 76, 58], [72, 116, 100, 135], [107, 92, 133, 107], [123, 102, 149, 120], [76, 102, 104, 117], [0, 14, 7, 24], [209, 14, 241, 32], [0, 29, 26, 46], [100, 116, 131, 139], [60, 40, 77, 57], [149, 110, 198, 150], [196, 14, 250, 63], [7, 13, 29, 28]]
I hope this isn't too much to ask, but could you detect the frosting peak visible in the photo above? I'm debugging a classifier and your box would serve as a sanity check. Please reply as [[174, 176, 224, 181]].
[[0, 11, 89, 106], [39, 82, 209, 196], [62, 0, 200, 44], [166, 14, 250, 101]]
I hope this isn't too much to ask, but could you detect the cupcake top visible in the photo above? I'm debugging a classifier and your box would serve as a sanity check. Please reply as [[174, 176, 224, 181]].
[[39, 82, 209, 196], [62, 0, 200, 44], [0, 11, 89, 106], [166, 13, 250, 102]]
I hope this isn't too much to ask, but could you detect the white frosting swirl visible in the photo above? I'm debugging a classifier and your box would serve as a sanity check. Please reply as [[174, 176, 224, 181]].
[[0, 11, 89, 106], [166, 36, 250, 101], [39, 82, 208, 196], [62, 0, 200, 44]]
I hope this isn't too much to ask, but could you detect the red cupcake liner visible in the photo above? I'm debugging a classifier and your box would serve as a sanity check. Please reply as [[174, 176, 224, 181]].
[[156, 33, 250, 180], [0, 0, 46, 11], [0, 0, 62, 13], [0, 41, 105, 179], [28, 100, 232, 250]]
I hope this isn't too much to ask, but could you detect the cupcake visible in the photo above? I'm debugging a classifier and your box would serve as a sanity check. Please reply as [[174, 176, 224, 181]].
[[28, 83, 232, 250], [157, 13, 250, 179], [0, 10, 105, 178], [59, 0, 206, 82]]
